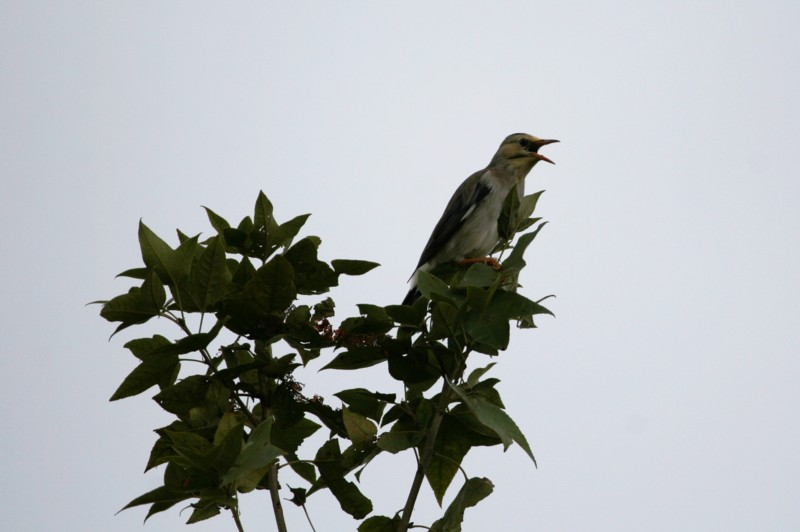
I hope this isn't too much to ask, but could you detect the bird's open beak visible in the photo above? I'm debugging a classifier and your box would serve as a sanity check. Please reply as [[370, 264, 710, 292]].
[[531, 153, 555, 164], [529, 139, 559, 164]]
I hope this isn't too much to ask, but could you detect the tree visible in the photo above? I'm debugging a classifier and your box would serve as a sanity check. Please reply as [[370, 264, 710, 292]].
[[96, 189, 553, 531]]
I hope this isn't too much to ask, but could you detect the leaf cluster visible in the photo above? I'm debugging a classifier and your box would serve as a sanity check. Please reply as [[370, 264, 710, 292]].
[[97, 187, 552, 531]]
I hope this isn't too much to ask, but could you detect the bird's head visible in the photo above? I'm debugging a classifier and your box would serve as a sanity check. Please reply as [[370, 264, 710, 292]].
[[491, 133, 559, 176]]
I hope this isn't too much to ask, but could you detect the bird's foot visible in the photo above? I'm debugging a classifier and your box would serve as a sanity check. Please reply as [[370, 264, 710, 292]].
[[458, 257, 502, 270]]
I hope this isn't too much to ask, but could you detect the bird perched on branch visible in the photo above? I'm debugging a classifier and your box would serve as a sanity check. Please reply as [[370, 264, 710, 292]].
[[402, 133, 558, 305]]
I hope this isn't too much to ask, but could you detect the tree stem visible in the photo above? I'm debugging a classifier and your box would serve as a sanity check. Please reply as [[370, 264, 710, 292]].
[[268, 465, 288, 532], [397, 380, 453, 531], [231, 506, 245, 532]]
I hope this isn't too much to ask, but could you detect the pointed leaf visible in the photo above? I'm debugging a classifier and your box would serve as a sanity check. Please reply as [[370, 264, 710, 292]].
[[100, 271, 165, 328], [426, 415, 473, 505], [497, 185, 522, 241], [109, 353, 179, 401], [276, 213, 311, 248], [138, 221, 195, 287], [416, 270, 456, 303], [253, 191, 276, 231], [448, 380, 536, 464], [203, 206, 230, 233], [518, 190, 544, 220], [503, 221, 548, 271], [429, 477, 494, 532], [331, 259, 380, 276], [466, 363, 496, 388]]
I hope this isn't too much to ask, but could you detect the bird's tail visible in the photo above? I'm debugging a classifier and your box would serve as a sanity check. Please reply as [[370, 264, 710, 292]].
[[402, 286, 421, 306]]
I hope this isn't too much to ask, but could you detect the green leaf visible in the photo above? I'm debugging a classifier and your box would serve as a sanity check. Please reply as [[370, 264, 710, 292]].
[[466, 363, 496, 388], [488, 290, 553, 320], [222, 227, 248, 251], [213, 412, 241, 445], [253, 191, 276, 232], [375, 430, 415, 453], [341, 440, 381, 478], [179, 236, 232, 312], [283, 237, 338, 295], [503, 221, 548, 271], [277, 213, 311, 248], [342, 407, 378, 444], [153, 375, 210, 417], [331, 259, 380, 276], [221, 418, 283, 486], [251, 255, 297, 311], [203, 206, 230, 233], [384, 303, 426, 326], [207, 421, 244, 476], [314, 439, 373, 519], [124, 335, 171, 360], [335, 388, 395, 422], [463, 308, 509, 350], [109, 352, 179, 401], [251, 191, 282, 261], [288, 486, 308, 506], [269, 418, 320, 455], [138, 221, 195, 287], [322, 347, 388, 371], [230, 255, 255, 286], [166, 331, 223, 359], [429, 477, 494, 532], [145, 431, 174, 471], [426, 415, 473, 505], [100, 271, 166, 333], [219, 255, 297, 338], [416, 270, 456, 303], [186, 500, 221, 524], [164, 430, 215, 473], [448, 380, 536, 464], [459, 263, 499, 288], [288, 456, 317, 484], [116, 267, 148, 280], [386, 347, 443, 384], [358, 515, 398, 532], [518, 190, 544, 220], [118, 486, 189, 515], [429, 301, 460, 341], [497, 185, 522, 241]]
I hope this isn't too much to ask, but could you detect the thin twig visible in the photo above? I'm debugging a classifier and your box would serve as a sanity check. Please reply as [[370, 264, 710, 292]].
[[230, 506, 245, 532], [301, 503, 318, 532]]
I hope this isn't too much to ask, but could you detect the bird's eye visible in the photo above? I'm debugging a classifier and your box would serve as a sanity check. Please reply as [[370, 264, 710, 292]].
[[518, 139, 531, 150]]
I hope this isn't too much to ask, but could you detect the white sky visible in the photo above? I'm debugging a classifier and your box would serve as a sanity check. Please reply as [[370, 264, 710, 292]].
[[2, 2, 799, 531]]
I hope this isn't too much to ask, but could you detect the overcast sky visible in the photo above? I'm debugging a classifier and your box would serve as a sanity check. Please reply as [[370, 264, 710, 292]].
[[2, 2, 799, 531]]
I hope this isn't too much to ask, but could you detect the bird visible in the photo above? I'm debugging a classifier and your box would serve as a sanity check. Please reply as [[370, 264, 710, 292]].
[[402, 133, 558, 305]]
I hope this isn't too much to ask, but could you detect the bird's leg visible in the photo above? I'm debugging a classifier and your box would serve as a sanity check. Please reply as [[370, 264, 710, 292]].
[[458, 257, 502, 270]]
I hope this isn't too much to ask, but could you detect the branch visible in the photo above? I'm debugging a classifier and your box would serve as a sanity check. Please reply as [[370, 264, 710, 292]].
[[231, 506, 245, 532], [268, 465, 288, 532], [397, 380, 455, 531], [258, 364, 288, 532]]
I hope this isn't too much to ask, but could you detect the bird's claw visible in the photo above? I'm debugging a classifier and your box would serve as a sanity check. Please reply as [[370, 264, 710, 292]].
[[458, 257, 503, 271]]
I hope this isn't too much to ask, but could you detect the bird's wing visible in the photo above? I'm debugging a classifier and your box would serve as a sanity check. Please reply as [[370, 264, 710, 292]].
[[415, 169, 492, 268]]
